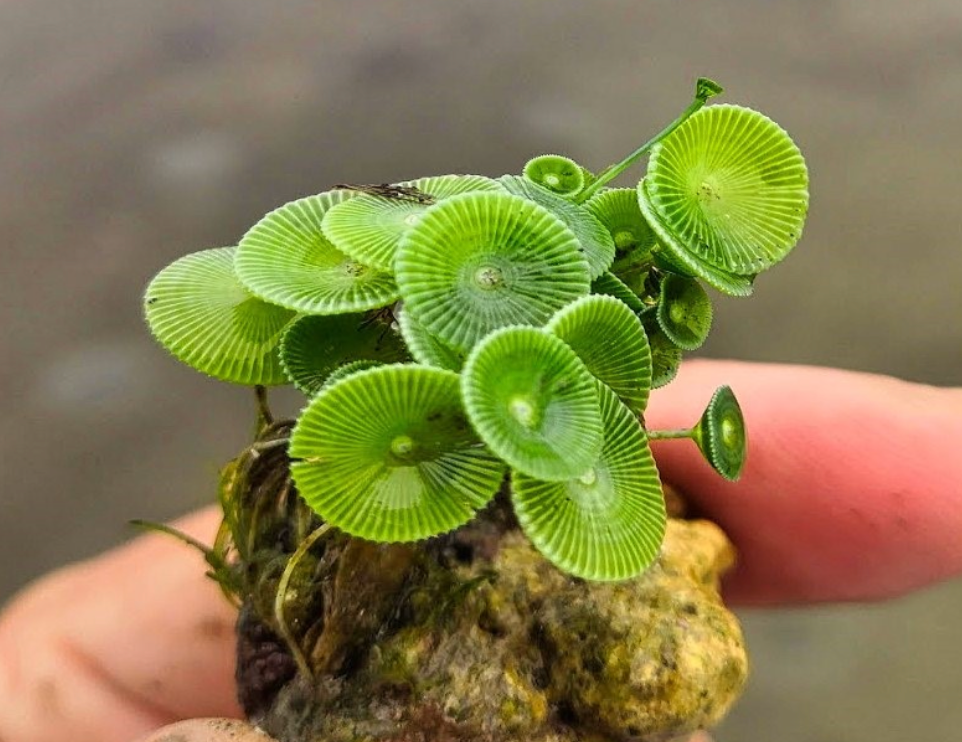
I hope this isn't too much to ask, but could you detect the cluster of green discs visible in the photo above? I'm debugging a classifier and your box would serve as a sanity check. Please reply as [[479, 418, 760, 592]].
[[143, 78, 808, 581]]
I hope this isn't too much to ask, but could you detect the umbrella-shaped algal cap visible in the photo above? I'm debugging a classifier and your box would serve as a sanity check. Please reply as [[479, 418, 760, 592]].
[[545, 294, 653, 414], [655, 274, 714, 351], [321, 175, 504, 271], [590, 272, 646, 314], [319, 358, 383, 390], [396, 191, 590, 352], [144, 247, 296, 385], [279, 312, 409, 396], [693, 385, 747, 481], [644, 104, 809, 277], [396, 305, 467, 372], [587, 187, 659, 293], [639, 177, 756, 297], [290, 364, 506, 542], [511, 382, 667, 581], [645, 322, 684, 389], [235, 191, 399, 315], [522, 154, 586, 197], [461, 325, 602, 481], [586, 187, 657, 256], [499, 175, 616, 280]]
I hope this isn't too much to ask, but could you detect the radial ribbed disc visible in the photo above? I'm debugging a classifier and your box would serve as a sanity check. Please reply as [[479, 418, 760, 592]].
[[235, 192, 399, 314], [405, 174, 504, 199], [279, 313, 409, 396], [646, 324, 683, 389], [586, 187, 657, 256], [144, 247, 295, 385], [588, 187, 659, 292], [397, 306, 466, 372], [396, 191, 589, 352], [321, 359, 383, 389], [693, 385, 747, 481], [645, 104, 809, 275], [290, 364, 506, 542], [512, 383, 666, 581], [321, 175, 504, 271], [590, 272, 646, 314], [638, 178, 755, 297], [546, 295, 652, 413], [499, 175, 615, 279], [655, 274, 713, 351], [461, 326, 602, 481], [522, 154, 586, 197]]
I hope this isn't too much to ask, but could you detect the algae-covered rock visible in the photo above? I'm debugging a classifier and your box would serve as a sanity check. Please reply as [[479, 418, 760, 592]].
[[259, 517, 747, 742], [536, 520, 746, 738]]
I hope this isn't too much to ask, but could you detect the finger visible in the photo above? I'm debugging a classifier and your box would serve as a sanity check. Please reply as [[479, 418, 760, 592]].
[[646, 360, 962, 605], [0, 507, 240, 742], [136, 718, 275, 742]]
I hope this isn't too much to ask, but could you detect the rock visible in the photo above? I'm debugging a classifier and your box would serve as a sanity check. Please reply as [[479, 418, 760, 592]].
[[537, 520, 746, 738], [260, 518, 747, 742]]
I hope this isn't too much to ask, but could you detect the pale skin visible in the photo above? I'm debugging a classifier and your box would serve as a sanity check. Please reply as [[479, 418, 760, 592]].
[[1, 360, 961, 742]]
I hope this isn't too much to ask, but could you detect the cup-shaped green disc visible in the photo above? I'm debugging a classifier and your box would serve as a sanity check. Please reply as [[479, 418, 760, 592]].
[[321, 359, 383, 390], [396, 191, 590, 352], [646, 324, 683, 389], [523, 154, 586, 197], [461, 326, 602, 481], [546, 295, 652, 414], [586, 187, 657, 256], [511, 383, 667, 581], [655, 274, 713, 351], [235, 191, 399, 314], [290, 364, 506, 542], [638, 178, 755, 297], [499, 175, 615, 279], [144, 247, 296, 385], [590, 272, 646, 314], [279, 313, 410, 396], [321, 175, 504, 271], [588, 187, 659, 292], [397, 306, 466, 372], [693, 385, 747, 481], [645, 104, 809, 276]]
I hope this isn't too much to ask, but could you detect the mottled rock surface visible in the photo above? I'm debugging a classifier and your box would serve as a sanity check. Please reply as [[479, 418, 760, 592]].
[[260, 518, 747, 742]]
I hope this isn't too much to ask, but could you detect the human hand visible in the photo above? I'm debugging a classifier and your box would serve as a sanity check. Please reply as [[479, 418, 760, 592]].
[[2, 361, 960, 742]]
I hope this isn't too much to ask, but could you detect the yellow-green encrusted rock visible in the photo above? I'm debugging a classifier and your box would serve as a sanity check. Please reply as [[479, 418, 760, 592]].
[[259, 517, 746, 742], [533, 520, 747, 738]]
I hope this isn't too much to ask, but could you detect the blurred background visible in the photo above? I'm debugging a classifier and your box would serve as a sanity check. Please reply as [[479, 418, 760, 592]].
[[1, 1, 960, 740]]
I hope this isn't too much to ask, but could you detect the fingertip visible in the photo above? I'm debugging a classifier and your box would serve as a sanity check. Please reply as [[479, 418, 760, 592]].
[[135, 718, 275, 742], [647, 361, 962, 604]]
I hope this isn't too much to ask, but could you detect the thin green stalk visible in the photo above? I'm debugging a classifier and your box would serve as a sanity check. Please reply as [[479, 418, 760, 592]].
[[129, 519, 216, 556], [576, 78, 723, 203], [647, 428, 694, 441], [274, 522, 332, 679], [254, 384, 274, 431]]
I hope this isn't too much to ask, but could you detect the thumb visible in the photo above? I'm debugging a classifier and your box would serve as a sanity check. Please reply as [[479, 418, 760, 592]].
[[0, 508, 239, 742]]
